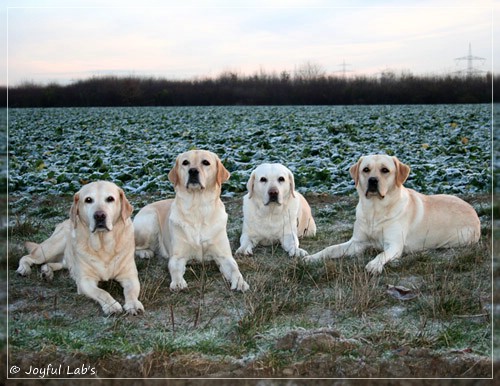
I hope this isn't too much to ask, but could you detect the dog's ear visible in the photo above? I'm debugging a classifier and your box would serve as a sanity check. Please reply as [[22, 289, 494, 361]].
[[119, 188, 134, 222], [349, 157, 363, 187], [216, 157, 231, 187], [288, 170, 296, 198], [392, 156, 410, 187], [168, 158, 180, 187], [70, 192, 80, 228], [247, 170, 256, 199]]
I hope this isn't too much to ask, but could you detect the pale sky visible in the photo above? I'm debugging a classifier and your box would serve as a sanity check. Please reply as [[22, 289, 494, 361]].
[[2, 0, 498, 86]]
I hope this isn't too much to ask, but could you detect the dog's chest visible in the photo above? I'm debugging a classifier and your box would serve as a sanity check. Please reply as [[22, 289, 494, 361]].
[[71, 247, 126, 281], [182, 221, 219, 243], [86, 254, 118, 279], [170, 205, 227, 257], [251, 205, 294, 236], [356, 206, 405, 249], [73, 232, 131, 280]]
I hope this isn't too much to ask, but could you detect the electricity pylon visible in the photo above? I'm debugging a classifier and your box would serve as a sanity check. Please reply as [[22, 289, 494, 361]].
[[454, 43, 485, 77], [335, 60, 352, 77]]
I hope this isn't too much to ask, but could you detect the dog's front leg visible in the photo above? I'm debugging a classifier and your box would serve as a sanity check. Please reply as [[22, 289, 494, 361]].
[[304, 239, 365, 263], [282, 232, 307, 257], [236, 233, 255, 256], [168, 256, 188, 291], [118, 274, 144, 315], [213, 239, 250, 292], [77, 278, 123, 315], [213, 254, 249, 292]]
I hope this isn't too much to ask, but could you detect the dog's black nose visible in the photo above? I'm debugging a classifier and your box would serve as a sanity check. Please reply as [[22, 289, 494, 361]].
[[188, 168, 200, 184], [94, 211, 106, 223], [268, 188, 279, 201], [368, 177, 378, 191]]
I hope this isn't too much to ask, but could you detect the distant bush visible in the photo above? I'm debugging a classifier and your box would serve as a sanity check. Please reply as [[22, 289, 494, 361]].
[[3, 71, 496, 107]]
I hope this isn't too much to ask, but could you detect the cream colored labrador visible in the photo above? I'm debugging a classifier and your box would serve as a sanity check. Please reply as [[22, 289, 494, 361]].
[[304, 155, 481, 274], [236, 163, 316, 257], [134, 150, 249, 292], [16, 181, 144, 315]]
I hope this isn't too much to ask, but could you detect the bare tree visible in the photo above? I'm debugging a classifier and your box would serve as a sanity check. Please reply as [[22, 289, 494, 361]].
[[294, 61, 326, 81]]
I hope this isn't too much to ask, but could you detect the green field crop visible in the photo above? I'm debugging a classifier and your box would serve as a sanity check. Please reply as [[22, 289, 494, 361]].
[[8, 104, 491, 198]]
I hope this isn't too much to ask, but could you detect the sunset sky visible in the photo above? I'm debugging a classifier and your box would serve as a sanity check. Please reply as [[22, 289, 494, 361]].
[[2, 0, 497, 86]]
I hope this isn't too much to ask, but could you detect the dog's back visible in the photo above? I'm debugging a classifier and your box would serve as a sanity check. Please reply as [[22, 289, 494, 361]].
[[404, 189, 480, 250]]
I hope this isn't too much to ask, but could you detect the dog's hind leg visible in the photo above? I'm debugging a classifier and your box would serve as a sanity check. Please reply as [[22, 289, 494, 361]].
[[133, 209, 160, 259], [40, 261, 67, 281], [17, 220, 69, 276]]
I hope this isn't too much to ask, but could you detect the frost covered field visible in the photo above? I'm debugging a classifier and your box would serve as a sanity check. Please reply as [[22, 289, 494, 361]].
[[6, 104, 494, 379], [8, 104, 491, 197]]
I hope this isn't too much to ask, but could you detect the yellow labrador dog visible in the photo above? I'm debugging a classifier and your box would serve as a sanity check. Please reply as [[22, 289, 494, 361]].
[[236, 163, 316, 257], [304, 155, 481, 274], [16, 181, 144, 315], [134, 150, 249, 292]]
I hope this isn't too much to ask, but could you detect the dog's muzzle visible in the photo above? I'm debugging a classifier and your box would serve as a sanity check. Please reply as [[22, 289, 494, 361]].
[[93, 210, 110, 232]]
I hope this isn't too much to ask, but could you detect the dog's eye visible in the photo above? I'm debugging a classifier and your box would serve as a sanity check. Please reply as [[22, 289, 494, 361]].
[[363, 167, 370, 173], [202, 160, 211, 166], [381, 168, 390, 174], [278, 176, 285, 183], [84, 197, 93, 204], [182, 160, 190, 166], [106, 196, 115, 203], [260, 177, 268, 183]]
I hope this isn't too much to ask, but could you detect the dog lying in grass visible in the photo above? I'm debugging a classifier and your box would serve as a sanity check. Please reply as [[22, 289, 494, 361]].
[[304, 154, 480, 274], [236, 163, 316, 257], [17, 181, 144, 315]]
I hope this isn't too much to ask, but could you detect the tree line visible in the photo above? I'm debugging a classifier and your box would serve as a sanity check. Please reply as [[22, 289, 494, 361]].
[[2, 71, 497, 107]]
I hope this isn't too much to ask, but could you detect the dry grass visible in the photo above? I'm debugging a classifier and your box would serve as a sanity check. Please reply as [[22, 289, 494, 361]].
[[5, 192, 493, 378]]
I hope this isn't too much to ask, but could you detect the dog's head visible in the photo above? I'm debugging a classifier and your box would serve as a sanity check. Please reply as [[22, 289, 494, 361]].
[[246, 163, 296, 206], [349, 155, 410, 199], [168, 150, 230, 192], [70, 181, 133, 232]]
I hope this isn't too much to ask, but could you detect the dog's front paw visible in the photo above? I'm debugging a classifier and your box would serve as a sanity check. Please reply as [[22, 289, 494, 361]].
[[302, 255, 313, 263], [102, 301, 124, 315], [124, 300, 144, 315], [235, 246, 253, 256], [365, 258, 385, 274], [302, 252, 321, 263], [289, 247, 308, 258], [231, 277, 250, 292], [40, 264, 54, 281], [135, 249, 154, 259], [170, 279, 188, 291]]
